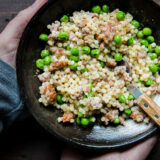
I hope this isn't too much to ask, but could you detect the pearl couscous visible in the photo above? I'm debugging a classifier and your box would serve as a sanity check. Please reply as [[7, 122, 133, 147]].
[[36, 5, 160, 126]]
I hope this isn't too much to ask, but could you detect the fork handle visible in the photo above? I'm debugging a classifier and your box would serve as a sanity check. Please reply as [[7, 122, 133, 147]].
[[137, 94, 160, 126]]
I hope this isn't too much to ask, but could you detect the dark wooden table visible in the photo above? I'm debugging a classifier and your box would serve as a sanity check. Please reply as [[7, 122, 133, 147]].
[[0, 0, 160, 160]]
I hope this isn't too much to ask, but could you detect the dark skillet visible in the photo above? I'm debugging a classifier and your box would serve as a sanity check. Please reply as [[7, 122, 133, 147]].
[[16, 0, 160, 152]]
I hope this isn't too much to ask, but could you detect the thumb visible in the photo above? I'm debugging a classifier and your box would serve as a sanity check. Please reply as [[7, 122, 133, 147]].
[[1, 0, 47, 40]]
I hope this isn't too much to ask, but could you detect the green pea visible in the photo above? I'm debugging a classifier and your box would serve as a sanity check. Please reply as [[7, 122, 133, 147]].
[[92, 5, 101, 14], [39, 34, 48, 41], [147, 36, 154, 43], [146, 78, 154, 86], [113, 118, 120, 124], [124, 108, 132, 115], [127, 37, 134, 45], [116, 11, 126, 20], [88, 92, 94, 97], [80, 67, 88, 74], [155, 46, 160, 55], [81, 46, 90, 54], [78, 112, 84, 118], [118, 95, 127, 103], [83, 95, 87, 98], [71, 47, 79, 56], [60, 15, 69, 23], [58, 32, 69, 40], [69, 55, 79, 62], [67, 45, 71, 50], [130, 20, 140, 28], [150, 53, 157, 60], [100, 61, 105, 67], [114, 52, 123, 61], [36, 59, 44, 69], [89, 83, 93, 91], [44, 56, 51, 65], [137, 31, 144, 38], [41, 49, 49, 58], [89, 116, 96, 123], [137, 78, 145, 84], [149, 63, 159, 73], [128, 94, 135, 100], [148, 45, 155, 53], [79, 104, 85, 108], [156, 64, 160, 71], [91, 49, 100, 57], [76, 117, 81, 125], [142, 27, 152, 36], [140, 40, 149, 47], [102, 5, 109, 13], [100, 11, 103, 14], [81, 117, 89, 126], [114, 35, 122, 44], [56, 94, 63, 104], [69, 63, 78, 70]]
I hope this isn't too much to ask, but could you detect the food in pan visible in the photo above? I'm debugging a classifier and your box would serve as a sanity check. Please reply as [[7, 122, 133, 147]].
[[36, 5, 160, 126]]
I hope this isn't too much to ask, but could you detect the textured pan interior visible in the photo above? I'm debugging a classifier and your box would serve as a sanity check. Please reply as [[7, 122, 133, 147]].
[[16, 0, 160, 151]]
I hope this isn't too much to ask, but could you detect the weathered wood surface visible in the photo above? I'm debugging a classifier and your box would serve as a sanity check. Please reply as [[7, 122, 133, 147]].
[[0, 0, 160, 159], [0, 0, 34, 32]]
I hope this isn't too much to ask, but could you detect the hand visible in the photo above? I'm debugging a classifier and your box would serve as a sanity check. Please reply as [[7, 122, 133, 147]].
[[61, 135, 157, 160], [0, 0, 47, 67]]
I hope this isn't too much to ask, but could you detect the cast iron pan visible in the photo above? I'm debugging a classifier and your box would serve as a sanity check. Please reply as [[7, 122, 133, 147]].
[[16, 0, 160, 152]]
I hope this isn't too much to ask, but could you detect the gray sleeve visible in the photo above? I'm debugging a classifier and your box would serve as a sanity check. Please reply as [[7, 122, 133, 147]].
[[0, 59, 23, 132]]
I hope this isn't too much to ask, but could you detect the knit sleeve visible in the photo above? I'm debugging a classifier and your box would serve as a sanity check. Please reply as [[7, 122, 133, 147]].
[[0, 59, 23, 132]]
